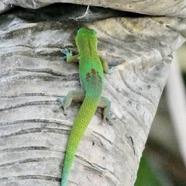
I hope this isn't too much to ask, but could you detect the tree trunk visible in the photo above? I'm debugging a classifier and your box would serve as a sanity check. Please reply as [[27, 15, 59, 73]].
[[0, 2, 186, 186]]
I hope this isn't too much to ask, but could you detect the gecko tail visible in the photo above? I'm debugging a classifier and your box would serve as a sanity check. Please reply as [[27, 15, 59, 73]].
[[61, 152, 73, 186], [61, 96, 100, 186], [61, 173, 68, 186]]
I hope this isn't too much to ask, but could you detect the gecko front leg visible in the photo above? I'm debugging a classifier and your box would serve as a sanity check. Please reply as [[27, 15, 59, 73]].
[[61, 49, 79, 63]]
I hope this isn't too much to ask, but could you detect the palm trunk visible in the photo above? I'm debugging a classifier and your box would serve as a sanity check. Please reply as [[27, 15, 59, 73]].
[[0, 2, 185, 186]]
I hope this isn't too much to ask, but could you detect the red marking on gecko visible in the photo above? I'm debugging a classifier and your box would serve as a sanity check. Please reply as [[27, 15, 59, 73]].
[[91, 68, 96, 74], [86, 69, 102, 84], [86, 72, 91, 79]]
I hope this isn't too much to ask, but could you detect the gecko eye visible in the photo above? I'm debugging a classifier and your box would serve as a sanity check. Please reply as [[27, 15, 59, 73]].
[[77, 28, 83, 33]]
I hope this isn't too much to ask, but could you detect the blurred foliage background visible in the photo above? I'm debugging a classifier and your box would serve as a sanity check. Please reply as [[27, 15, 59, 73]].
[[135, 43, 186, 186]]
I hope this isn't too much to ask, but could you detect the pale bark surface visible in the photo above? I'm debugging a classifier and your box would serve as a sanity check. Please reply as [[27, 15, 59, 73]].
[[1, 0, 186, 18], [0, 2, 186, 186]]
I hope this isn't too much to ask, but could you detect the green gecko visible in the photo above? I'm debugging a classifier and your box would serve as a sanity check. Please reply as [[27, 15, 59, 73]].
[[57, 27, 111, 186]]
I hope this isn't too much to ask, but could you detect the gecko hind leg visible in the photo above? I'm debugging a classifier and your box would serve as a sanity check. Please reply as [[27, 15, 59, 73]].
[[57, 90, 85, 113], [98, 96, 111, 121]]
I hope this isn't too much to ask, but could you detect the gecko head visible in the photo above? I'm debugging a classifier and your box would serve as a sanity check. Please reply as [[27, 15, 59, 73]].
[[75, 28, 98, 52], [77, 27, 96, 37]]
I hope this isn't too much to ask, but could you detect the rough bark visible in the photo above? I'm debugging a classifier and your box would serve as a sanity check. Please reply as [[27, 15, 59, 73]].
[[1, 0, 186, 18], [0, 2, 186, 186]]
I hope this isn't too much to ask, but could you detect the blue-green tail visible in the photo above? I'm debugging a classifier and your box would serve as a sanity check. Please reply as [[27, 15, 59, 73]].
[[61, 95, 100, 186]]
